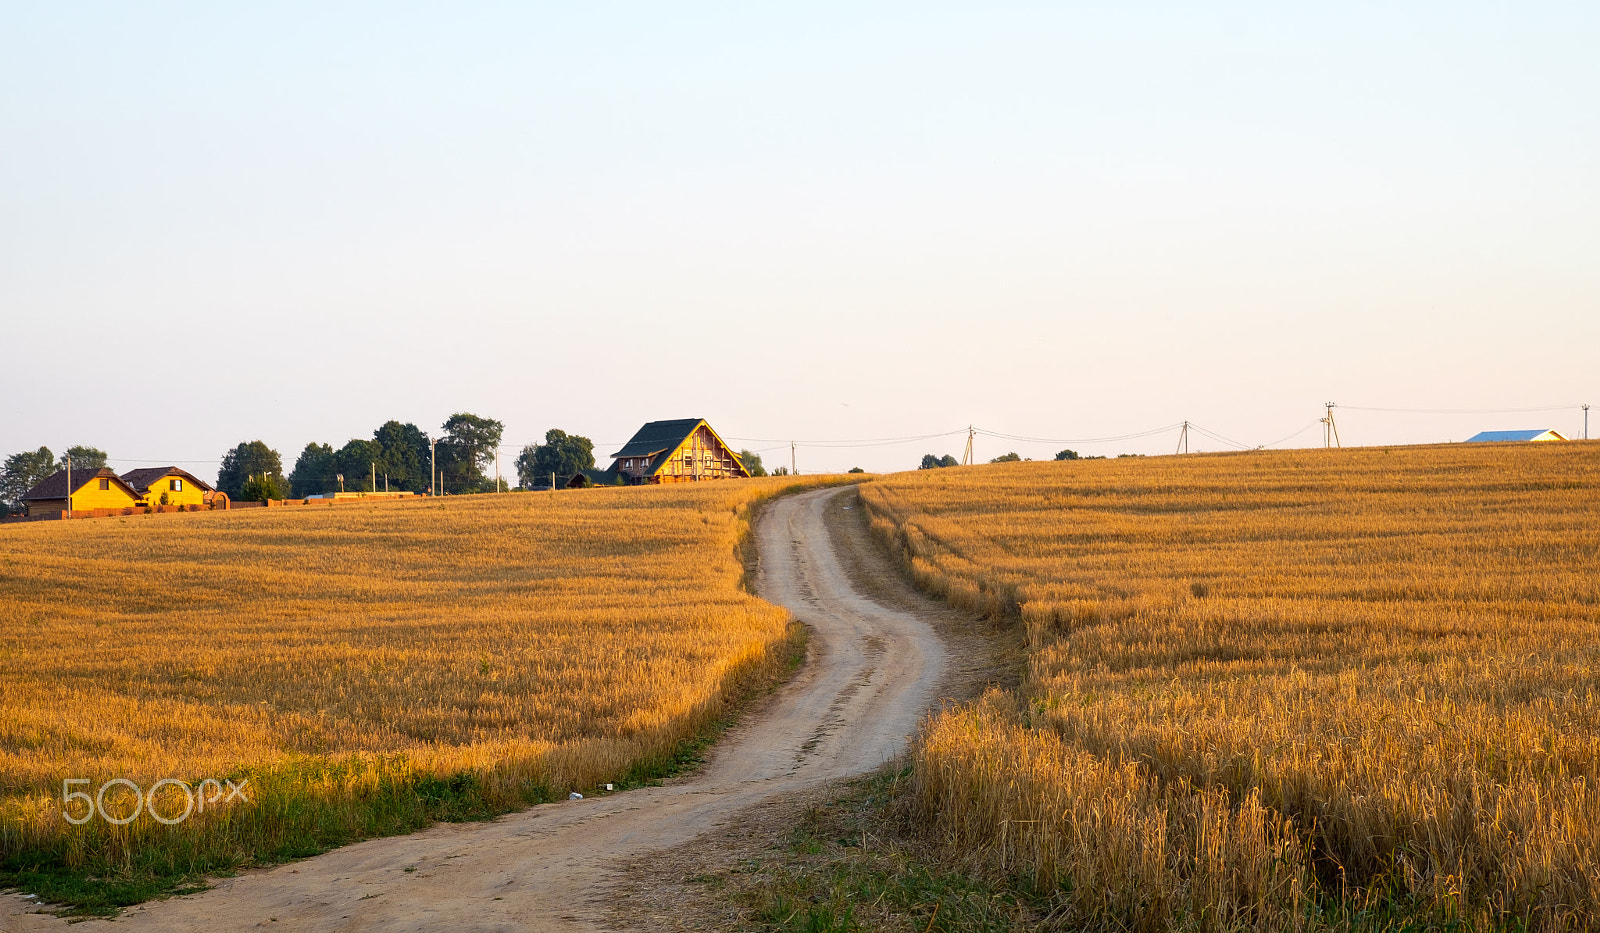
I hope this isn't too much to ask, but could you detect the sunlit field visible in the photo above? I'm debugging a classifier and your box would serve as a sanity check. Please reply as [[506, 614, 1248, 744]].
[[863, 444, 1600, 932], [0, 477, 841, 911]]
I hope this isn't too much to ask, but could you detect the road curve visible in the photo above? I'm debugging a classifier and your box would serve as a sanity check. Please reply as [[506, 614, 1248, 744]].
[[5, 486, 947, 933]]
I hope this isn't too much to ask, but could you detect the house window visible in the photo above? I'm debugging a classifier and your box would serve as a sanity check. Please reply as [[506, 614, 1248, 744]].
[[99, 478, 109, 490], [170, 479, 183, 491]]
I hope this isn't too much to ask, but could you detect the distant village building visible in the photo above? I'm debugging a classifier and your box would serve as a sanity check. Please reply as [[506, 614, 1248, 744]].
[[120, 467, 216, 508], [20, 466, 227, 517], [1465, 429, 1568, 443], [599, 419, 751, 485], [21, 468, 141, 516]]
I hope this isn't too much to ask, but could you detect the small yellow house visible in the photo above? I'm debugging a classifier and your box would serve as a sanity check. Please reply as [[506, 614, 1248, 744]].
[[120, 466, 215, 508], [22, 468, 141, 516]]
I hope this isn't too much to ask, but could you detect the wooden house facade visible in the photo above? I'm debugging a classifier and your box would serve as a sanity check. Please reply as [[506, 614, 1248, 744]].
[[606, 419, 750, 485]]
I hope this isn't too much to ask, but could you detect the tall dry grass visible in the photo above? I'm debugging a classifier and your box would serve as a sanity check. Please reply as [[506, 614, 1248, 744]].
[[0, 476, 843, 907], [865, 443, 1600, 931]]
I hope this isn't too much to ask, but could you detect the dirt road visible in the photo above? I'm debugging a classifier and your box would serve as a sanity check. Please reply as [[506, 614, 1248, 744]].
[[3, 486, 948, 932]]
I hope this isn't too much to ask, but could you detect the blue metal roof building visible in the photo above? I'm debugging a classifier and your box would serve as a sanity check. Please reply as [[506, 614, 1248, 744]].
[[1465, 429, 1568, 443]]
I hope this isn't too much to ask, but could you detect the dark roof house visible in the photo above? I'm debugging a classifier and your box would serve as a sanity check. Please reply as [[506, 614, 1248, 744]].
[[119, 466, 215, 498], [606, 419, 750, 485], [21, 468, 142, 515], [23, 467, 137, 502]]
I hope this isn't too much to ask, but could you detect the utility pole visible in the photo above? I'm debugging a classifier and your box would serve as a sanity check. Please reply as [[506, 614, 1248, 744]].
[[65, 453, 71, 517], [495, 448, 502, 493], [1176, 421, 1189, 455], [429, 439, 437, 496], [962, 426, 975, 466], [1321, 402, 1341, 449], [550, 471, 555, 494], [791, 441, 797, 476], [337, 473, 345, 493], [371, 462, 376, 494], [1585, 403, 1591, 440]]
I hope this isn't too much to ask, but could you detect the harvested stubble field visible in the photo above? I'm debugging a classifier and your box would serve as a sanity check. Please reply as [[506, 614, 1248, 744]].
[[863, 443, 1600, 932], [0, 476, 841, 912]]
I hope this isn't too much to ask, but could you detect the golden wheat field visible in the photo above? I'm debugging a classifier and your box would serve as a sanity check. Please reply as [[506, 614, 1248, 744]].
[[0, 477, 839, 906], [864, 443, 1600, 932]]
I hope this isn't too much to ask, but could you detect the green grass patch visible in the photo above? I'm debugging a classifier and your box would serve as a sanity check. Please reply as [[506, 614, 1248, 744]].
[[720, 769, 1048, 932]]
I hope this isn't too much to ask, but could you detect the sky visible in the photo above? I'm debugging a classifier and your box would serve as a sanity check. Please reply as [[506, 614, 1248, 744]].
[[3, 2, 1597, 478]]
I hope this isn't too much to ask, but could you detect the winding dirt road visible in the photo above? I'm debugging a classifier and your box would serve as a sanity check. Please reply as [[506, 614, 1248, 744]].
[[3, 486, 948, 932]]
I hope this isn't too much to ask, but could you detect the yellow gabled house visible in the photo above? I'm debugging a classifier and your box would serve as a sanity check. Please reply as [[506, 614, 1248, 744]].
[[119, 466, 215, 508], [605, 418, 751, 485], [22, 468, 141, 516]]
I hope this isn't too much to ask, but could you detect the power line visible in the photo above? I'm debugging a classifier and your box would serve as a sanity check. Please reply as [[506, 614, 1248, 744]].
[[103, 457, 225, 464], [1186, 423, 1254, 450], [975, 423, 1185, 445], [1340, 404, 1583, 415], [723, 430, 967, 448], [42, 399, 1591, 481], [1259, 419, 1322, 449]]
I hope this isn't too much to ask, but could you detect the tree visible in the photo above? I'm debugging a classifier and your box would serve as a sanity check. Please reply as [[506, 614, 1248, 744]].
[[289, 443, 336, 497], [217, 441, 284, 500], [513, 446, 538, 489], [848, 466, 865, 474], [516, 429, 595, 489], [1055, 449, 1080, 461], [918, 454, 959, 470], [1, 447, 56, 515], [332, 439, 383, 492], [772, 466, 790, 476], [240, 473, 286, 503], [738, 449, 767, 477], [436, 412, 503, 494], [990, 451, 1022, 463], [372, 421, 430, 491], [60, 446, 108, 470]]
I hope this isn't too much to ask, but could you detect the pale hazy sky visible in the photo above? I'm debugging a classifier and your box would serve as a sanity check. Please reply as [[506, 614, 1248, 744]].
[[3, 3, 1596, 477]]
